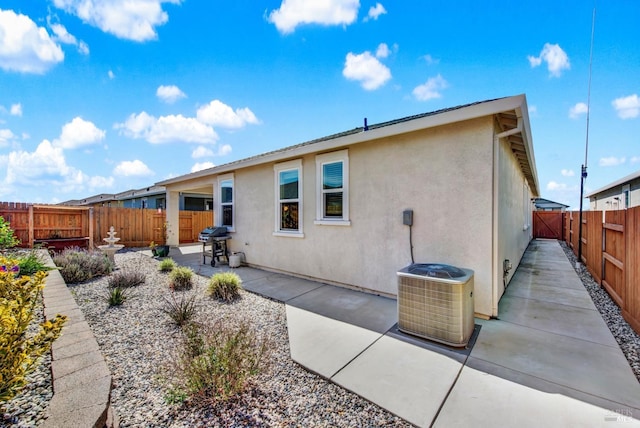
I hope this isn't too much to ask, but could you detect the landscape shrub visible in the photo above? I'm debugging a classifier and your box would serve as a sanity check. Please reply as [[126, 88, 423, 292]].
[[107, 270, 146, 289], [0, 259, 67, 402], [158, 258, 176, 272], [163, 319, 269, 404], [169, 266, 194, 290], [0, 216, 20, 250], [13, 249, 51, 276], [105, 287, 129, 306], [207, 271, 242, 302], [161, 292, 198, 326], [53, 248, 113, 283]]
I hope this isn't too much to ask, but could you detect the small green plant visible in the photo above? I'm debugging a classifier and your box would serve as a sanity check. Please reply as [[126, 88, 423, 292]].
[[169, 266, 193, 290], [0, 216, 20, 251], [14, 249, 51, 275], [159, 258, 176, 272], [163, 319, 269, 404], [105, 287, 129, 306], [53, 248, 113, 283], [207, 271, 242, 302], [0, 259, 67, 402], [161, 292, 198, 326], [107, 270, 146, 288]]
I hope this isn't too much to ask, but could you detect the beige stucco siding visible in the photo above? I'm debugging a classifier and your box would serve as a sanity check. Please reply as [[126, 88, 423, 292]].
[[227, 117, 497, 316], [496, 134, 534, 314]]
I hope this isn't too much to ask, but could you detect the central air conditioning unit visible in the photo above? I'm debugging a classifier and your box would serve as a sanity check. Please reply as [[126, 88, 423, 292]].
[[397, 263, 474, 347]]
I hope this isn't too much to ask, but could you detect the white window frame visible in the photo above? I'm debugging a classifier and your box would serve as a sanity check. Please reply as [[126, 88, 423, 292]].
[[273, 159, 304, 238], [216, 173, 235, 232], [315, 150, 350, 226], [623, 184, 630, 209]]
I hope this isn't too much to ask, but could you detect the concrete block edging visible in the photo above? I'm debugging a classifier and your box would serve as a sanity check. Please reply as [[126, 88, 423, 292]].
[[39, 252, 117, 428]]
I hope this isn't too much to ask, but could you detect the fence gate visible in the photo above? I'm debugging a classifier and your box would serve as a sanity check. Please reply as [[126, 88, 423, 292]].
[[533, 211, 564, 239]]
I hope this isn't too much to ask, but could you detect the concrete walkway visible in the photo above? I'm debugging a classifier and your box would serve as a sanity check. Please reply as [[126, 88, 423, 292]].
[[166, 240, 640, 427]]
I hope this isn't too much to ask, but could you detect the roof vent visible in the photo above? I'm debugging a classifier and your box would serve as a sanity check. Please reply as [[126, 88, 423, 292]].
[[363, 117, 368, 131]]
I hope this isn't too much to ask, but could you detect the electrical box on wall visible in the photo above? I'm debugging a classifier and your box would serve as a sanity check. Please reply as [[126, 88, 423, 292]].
[[403, 209, 413, 226]]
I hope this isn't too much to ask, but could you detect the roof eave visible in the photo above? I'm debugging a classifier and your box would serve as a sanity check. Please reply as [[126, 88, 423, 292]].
[[157, 95, 537, 190]]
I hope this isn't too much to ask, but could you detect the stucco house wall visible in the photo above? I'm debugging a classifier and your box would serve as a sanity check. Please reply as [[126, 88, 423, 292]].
[[230, 118, 495, 311], [496, 134, 534, 312], [587, 170, 640, 211], [160, 95, 538, 318]]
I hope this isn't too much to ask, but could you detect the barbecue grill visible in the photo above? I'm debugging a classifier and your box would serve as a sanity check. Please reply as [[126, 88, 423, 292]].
[[198, 226, 231, 266]]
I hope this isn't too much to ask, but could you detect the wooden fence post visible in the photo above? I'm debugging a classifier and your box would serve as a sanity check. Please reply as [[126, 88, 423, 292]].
[[28, 204, 34, 248]]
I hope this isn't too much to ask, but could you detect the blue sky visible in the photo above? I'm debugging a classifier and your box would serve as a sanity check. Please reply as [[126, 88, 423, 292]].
[[0, 0, 638, 209]]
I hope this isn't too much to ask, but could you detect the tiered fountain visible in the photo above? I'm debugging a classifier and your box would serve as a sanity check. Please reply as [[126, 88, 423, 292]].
[[98, 226, 125, 264]]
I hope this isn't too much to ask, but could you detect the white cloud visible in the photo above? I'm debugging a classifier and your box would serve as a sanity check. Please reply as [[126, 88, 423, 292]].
[[191, 162, 215, 172], [192, 146, 214, 158], [52, 0, 180, 42], [1, 139, 111, 192], [113, 159, 154, 176], [196, 100, 260, 129], [612, 94, 640, 119], [546, 181, 563, 191], [528, 105, 538, 115], [54, 117, 106, 149], [217, 144, 232, 156], [364, 3, 386, 21], [528, 43, 570, 77], [423, 54, 439, 65], [343, 51, 391, 90], [561, 169, 575, 177], [599, 156, 626, 167], [49, 22, 90, 55], [375, 43, 390, 59], [10, 103, 22, 116], [412, 74, 448, 101], [268, 0, 359, 34], [0, 129, 17, 147], [631, 156, 640, 164], [569, 102, 588, 119], [156, 85, 186, 103], [108, 70, 115, 79], [116, 111, 218, 144], [0, 9, 64, 73]]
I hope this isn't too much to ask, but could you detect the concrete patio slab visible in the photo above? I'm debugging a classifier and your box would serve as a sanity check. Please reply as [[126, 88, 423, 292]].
[[504, 278, 597, 309], [470, 319, 640, 410], [332, 334, 463, 427], [243, 273, 325, 302], [498, 295, 618, 347], [286, 306, 381, 378], [287, 284, 397, 333], [433, 365, 640, 428]]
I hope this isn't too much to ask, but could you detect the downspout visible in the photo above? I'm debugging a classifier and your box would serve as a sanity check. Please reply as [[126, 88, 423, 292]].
[[491, 116, 522, 317]]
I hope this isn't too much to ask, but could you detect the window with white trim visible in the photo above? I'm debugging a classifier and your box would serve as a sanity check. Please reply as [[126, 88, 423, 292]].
[[217, 174, 234, 230], [315, 150, 350, 225], [274, 160, 303, 237]]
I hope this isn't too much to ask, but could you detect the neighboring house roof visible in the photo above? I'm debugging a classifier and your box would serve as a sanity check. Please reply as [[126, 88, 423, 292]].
[[533, 197, 569, 210], [60, 193, 117, 206], [157, 94, 539, 196], [585, 169, 640, 198], [115, 185, 166, 200]]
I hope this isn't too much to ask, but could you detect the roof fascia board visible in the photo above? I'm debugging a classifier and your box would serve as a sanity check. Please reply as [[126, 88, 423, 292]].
[[159, 95, 530, 187]]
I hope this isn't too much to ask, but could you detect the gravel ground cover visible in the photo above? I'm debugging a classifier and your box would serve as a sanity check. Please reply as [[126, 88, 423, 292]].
[[3, 242, 640, 426], [63, 251, 410, 427]]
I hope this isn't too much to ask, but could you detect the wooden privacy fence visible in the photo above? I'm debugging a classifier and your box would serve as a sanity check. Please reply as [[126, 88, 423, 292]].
[[564, 207, 640, 335], [0, 202, 213, 248]]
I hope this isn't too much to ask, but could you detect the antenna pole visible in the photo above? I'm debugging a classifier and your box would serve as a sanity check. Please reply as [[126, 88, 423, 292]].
[[578, 7, 595, 267]]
